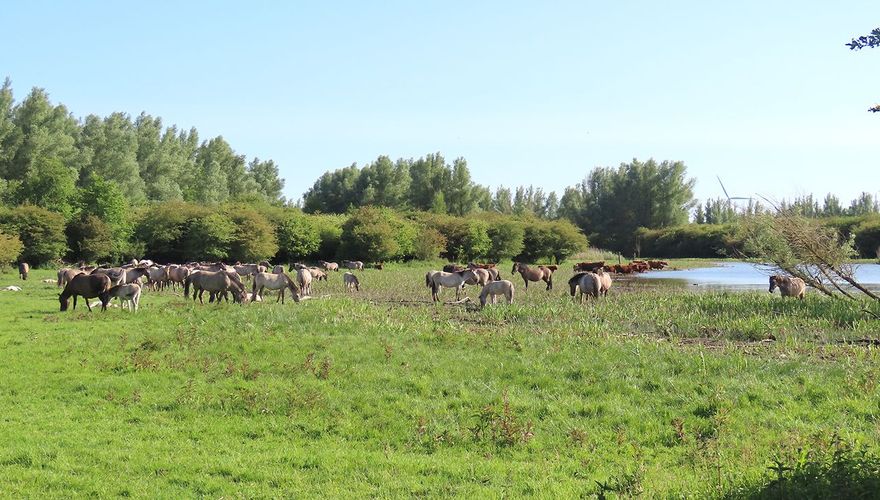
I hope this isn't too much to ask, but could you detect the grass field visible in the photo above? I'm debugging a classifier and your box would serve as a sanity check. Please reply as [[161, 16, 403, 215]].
[[1, 263, 879, 497]]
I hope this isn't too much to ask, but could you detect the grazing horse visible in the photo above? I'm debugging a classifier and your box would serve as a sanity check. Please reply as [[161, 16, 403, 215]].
[[479, 280, 515, 307], [108, 283, 142, 312], [511, 262, 554, 290], [769, 275, 806, 300], [428, 269, 477, 302], [18, 262, 29, 280], [252, 272, 300, 304], [568, 272, 601, 303], [185, 271, 247, 304], [573, 261, 604, 273], [307, 267, 328, 281], [343, 272, 360, 291], [60, 274, 112, 312], [342, 260, 364, 270], [297, 268, 313, 296], [319, 260, 339, 272]]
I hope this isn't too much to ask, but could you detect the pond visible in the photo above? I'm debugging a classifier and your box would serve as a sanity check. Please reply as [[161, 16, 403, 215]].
[[633, 261, 880, 292]]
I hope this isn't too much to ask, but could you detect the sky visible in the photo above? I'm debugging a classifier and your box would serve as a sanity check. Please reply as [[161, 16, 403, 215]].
[[2, 1, 878, 206]]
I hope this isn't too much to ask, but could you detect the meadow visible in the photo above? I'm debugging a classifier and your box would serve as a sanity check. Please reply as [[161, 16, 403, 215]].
[[1, 262, 879, 497]]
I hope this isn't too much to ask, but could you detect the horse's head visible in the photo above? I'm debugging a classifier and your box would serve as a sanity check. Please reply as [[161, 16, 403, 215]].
[[511, 262, 519, 274], [768, 275, 778, 293]]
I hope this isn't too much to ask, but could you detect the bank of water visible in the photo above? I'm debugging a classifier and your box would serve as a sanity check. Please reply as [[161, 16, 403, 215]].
[[633, 261, 880, 292]]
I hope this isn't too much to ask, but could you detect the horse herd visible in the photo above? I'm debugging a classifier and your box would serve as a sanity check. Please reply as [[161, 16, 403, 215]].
[[54, 259, 367, 313], [32, 256, 807, 314]]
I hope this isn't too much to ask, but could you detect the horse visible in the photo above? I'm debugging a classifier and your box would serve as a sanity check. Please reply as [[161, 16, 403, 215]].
[[307, 267, 328, 281], [60, 274, 112, 312], [443, 263, 465, 273], [319, 260, 339, 272], [568, 272, 601, 303], [167, 265, 190, 290], [297, 268, 313, 296], [464, 268, 492, 287], [573, 261, 604, 273], [252, 272, 300, 304], [342, 260, 364, 270], [511, 262, 554, 290], [596, 268, 612, 297], [468, 262, 501, 281], [146, 265, 169, 290], [18, 262, 29, 280], [57, 268, 82, 288], [90, 267, 127, 285], [343, 272, 360, 291], [479, 280, 515, 307], [769, 275, 806, 300], [108, 283, 142, 312], [185, 271, 247, 305], [272, 265, 285, 274], [429, 269, 477, 302], [234, 263, 264, 281], [123, 267, 150, 286]]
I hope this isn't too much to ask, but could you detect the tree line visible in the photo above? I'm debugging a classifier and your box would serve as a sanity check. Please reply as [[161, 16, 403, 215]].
[[0, 78, 285, 214]]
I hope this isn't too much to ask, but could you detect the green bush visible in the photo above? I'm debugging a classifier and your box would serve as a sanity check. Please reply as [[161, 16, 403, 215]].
[[184, 213, 236, 261], [275, 211, 321, 262], [134, 202, 209, 262], [636, 223, 738, 258], [0, 205, 68, 265], [0, 231, 23, 268], [66, 214, 115, 263], [311, 214, 344, 260], [340, 206, 414, 262], [516, 218, 587, 263], [226, 205, 278, 262], [853, 217, 880, 259], [412, 227, 447, 260], [484, 217, 524, 262]]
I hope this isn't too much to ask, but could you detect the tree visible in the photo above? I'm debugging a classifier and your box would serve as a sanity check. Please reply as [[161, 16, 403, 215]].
[[564, 158, 695, 254], [78, 174, 131, 255], [66, 214, 114, 262], [340, 206, 406, 262], [248, 157, 285, 203], [0, 230, 23, 268], [846, 27, 880, 112], [412, 227, 447, 260], [135, 201, 207, 262], [739, 211, 878, 302], [0, 205, 68, 265], [14, 156, 77, 217], [275, 211, 321, 262], [80, 112, 146, 204], [184, 213, 235, 261]]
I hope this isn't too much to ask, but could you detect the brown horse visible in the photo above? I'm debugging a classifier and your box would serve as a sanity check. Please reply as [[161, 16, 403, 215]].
[[18, 262, 29, 280], [769, 275, 806, 300], [60, 274, 112, 311], [511, 262, 554, 290]]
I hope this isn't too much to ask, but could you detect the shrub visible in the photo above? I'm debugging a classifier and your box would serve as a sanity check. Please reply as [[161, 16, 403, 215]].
[[134, 202, 209, 262], [432, 216, 491, 262], [853, 218, 880, 259], [226, 205, 278, 262], [340, 206, 414, 262], [516, 219, 587, 263], [311, 214, 344, 260], [0, 205, 68, 265], [636, 224, 738, 258], [66, 215, 115, 263], [0, 231, 23, 268], [184, 213, 236, 261], [412, 227, 447, 260], [485, 217, 524, 262], [275, 211, 321, 262]]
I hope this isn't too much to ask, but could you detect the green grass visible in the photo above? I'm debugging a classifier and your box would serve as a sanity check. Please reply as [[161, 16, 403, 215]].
[[0, 264, 878, 497]]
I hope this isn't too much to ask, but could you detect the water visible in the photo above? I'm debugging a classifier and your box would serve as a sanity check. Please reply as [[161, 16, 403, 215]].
[[633, 261, 880, 292]]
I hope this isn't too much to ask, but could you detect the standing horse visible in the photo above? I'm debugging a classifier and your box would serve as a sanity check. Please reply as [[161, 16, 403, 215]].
[[252, 272, 300, 304], [479, 280, 515, 307], [769, 275, 806, 300], [60, 274, 112, 312], [428, 269, 477, 302], [18, 262, 29, 280], [185, 271, 247, 304], [511, 262, 554, 290], [297, 268, 313, 296], [596, 268, 612, 297], [568, 272, 601, 303], [342, 260, 364, 270], [319, 260, 339, 272], [108, 283, 142, 312]]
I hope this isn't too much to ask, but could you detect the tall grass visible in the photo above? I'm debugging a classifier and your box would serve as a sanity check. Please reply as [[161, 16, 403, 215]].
[[0, 265, 877, 496]]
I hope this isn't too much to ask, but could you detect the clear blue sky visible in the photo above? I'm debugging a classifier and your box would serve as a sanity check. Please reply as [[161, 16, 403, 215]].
[[2, 1, 878, 205]]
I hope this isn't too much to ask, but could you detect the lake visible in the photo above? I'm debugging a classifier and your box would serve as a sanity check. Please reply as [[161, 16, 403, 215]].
[[633, 261, 880, 292]]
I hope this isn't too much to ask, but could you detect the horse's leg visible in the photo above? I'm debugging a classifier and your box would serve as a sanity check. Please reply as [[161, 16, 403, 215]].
[[279, 289, 284, 304], [85, 296, 94, 312]]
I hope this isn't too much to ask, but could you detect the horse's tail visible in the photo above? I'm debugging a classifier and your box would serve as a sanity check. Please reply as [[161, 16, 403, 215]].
[[56, 270, 63, 287], [508, 283, 514, 303]]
